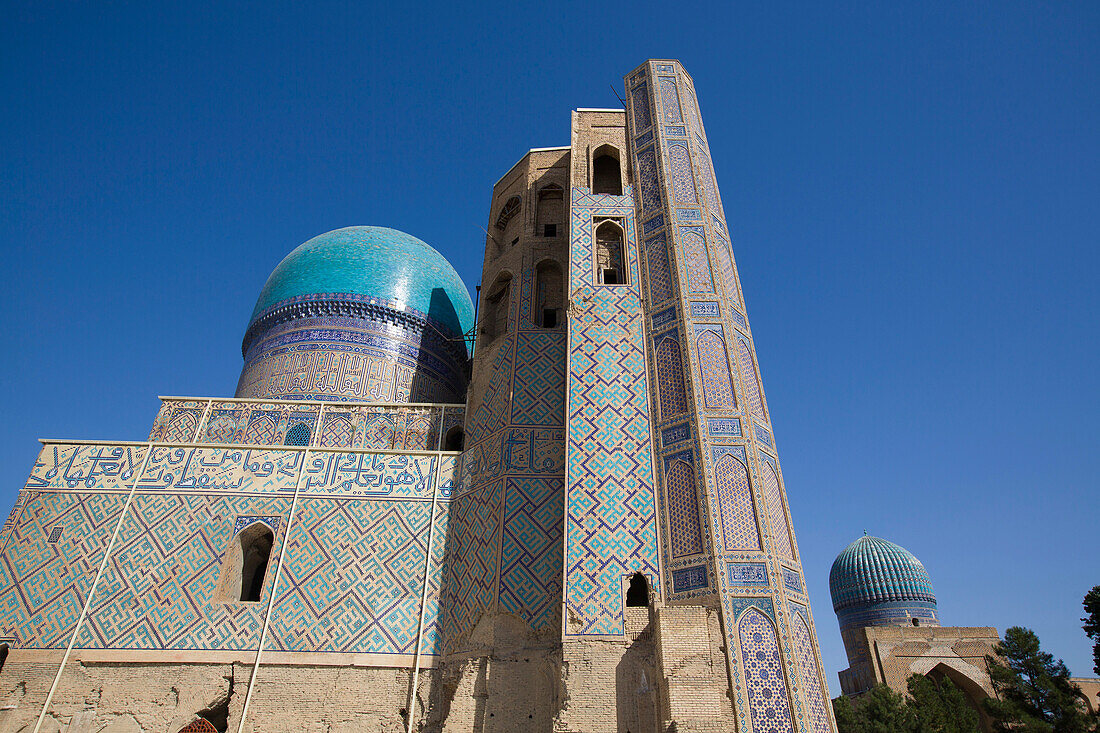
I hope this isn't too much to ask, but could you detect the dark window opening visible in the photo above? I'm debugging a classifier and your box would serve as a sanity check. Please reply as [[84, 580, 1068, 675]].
[[494, 196, 521, 230], [481, 274, 512, 347], [534, 260, 564, 328], [239, 525, 274, 603], [511, 237, 519, 247], [626, 573, 649, 607], [593, 149, 622, 195], [444, 426, 465, 452], [0, 644, 8, 674], [284, 422, 311, 446], [912, 618, 920, 627], [537, 184, 564, 234], [595, 221, 626, 285]]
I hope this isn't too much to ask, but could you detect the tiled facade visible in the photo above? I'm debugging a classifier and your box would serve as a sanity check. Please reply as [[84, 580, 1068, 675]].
[[0, 59, 836, 732]]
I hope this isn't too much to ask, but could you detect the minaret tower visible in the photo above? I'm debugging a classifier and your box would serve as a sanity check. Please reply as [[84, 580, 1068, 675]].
[[620, 60, 836, 732]]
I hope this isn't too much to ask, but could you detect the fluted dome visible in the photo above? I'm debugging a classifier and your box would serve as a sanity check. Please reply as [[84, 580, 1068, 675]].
[[829, 534, 939, 630], [248, 226, 474, 340]]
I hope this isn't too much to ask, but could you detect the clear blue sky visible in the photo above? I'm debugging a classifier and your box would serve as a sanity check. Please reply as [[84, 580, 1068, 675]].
[[3, 1, 1097, 691]]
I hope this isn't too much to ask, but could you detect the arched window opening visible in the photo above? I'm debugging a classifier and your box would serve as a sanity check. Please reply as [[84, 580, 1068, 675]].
[[595, 221, 626, 285], [536, 184, 564, 238], [284, 422, 311, 446], [912, 618, 920, 627], [0, 644, 8, 675], [494, 195, 521, 230], [534, 260, 564, 328], [481, 273, 512, 346], [216, 523, 275, 604], [592, 146, 622, 195], [444, 426, 465, 452], [239, 525, 273, 602], [626, 573, 649, 607]]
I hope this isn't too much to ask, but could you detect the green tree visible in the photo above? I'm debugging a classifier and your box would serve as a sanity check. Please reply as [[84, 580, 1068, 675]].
[[907, 674, 980, 733], [982, 626, 1095, 733], [1083, 586, 1100, 677], [832, 684, 915, 733]]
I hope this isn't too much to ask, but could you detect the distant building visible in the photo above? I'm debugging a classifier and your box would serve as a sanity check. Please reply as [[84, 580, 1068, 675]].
[[0, 60, 837, 732], [830, 534, 999, 729]]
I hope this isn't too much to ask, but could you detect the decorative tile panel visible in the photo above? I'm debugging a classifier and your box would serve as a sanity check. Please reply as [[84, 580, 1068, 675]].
[[681, 229, 714, 293], [655, 337, 688, 420], [696, 329, 736, 409], [664, 459, 703, 558], [714, 454, 761, 552], [738, 608, 795, 732], [793, 610, 832, 733], [760, 460, 795, 562]]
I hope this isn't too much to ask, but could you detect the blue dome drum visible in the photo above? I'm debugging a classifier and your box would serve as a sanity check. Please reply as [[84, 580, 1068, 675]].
[[829, 534, 940, 632], [236, 226, 474, 403]]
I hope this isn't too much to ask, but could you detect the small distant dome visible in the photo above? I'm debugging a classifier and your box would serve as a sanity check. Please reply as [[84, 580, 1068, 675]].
[[829, 534, 939, 630], [248, 226, 474, 339]]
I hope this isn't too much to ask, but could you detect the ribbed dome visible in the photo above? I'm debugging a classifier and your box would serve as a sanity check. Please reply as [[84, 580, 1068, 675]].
[[248, 226, 474, 339], [829, 535, 936, 613]]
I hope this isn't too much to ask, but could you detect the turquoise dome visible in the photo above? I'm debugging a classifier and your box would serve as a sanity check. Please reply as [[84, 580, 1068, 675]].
[[829, 534, 936, 613], [249, 226, 475, 339]]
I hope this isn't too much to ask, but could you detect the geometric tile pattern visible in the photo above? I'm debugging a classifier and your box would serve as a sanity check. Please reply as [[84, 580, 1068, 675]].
[[793, 609, 832, 733], [737, 339, 768, 421], [631, 82, 651, 131], [511, 332, 566, 426], [0, 491, 125, 647], [668, 143, 698, 205], [760, 460, 795, 562], [636, 148, 662, 213], [465, 335, 515, 443], [659, 77, 683, 124], [164, 410, 199, 444], [664, 459, 703, 558], [696, 329, 736, 409], [712, 233, 741, 305], [499, 477, 563, 630], [681, 229, 713, 293], [152, 397, 462, 452], [76, 493, 289, 651], [566, 187, 660, 636], [320, 414, 355, 447], [655, 337, 688, 420], [738, 607, 795, 733], [443, 481, 501, 649], [714, 454, 761, 553], [267, 497, 433, 655], [645, 234, 674, 305]]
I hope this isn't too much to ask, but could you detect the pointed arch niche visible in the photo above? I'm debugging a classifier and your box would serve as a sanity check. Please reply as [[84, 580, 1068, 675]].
[[665, 459, 704, 558], [737, 608, 794, 732], [215, 521, 275, 603], [713, 454, 761, 552], [595, 220, 626, 285]]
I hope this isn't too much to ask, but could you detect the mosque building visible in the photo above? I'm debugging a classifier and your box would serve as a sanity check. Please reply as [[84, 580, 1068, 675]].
[[828, 534, 1000, 729], [0, 60, 838, 732]]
